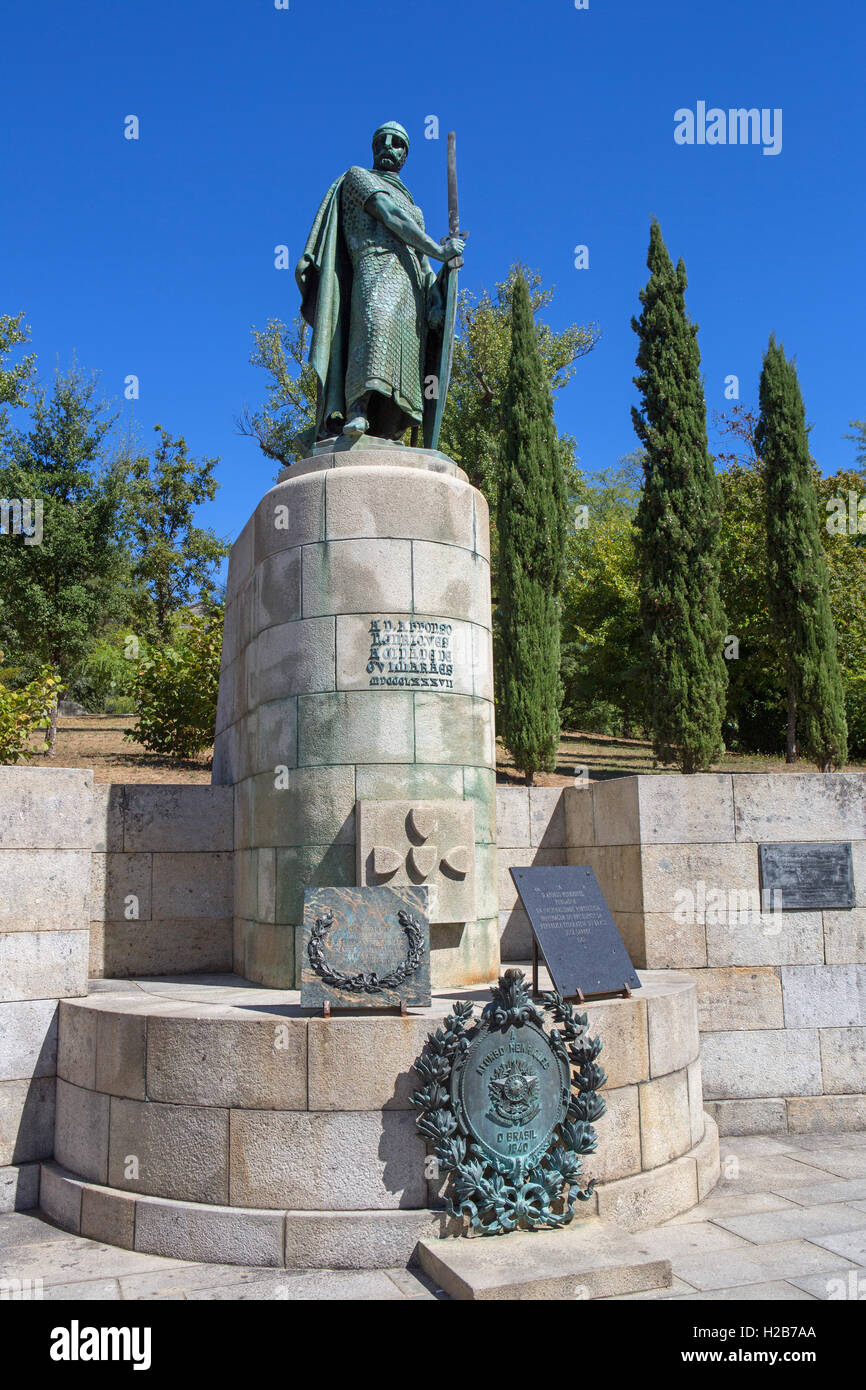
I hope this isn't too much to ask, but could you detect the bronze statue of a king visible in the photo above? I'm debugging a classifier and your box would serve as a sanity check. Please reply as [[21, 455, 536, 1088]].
[[296, 121, 465, 447]]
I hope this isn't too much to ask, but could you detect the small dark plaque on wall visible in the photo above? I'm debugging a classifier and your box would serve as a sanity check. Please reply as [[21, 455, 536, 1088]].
[[510, 865, 641, 1000], [758, 842, 855, 911], [301, 886, 431, 1011]]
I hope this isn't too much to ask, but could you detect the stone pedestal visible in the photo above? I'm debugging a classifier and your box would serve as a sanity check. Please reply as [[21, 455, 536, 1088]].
[[41, 968, 717, 1272], [213, 447, 499, 989]]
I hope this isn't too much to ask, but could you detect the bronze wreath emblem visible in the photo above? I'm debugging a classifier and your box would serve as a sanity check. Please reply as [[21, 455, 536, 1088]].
[[307, 908, 425, 993]]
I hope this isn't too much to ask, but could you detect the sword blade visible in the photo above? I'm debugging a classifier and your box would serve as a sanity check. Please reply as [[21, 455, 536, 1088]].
[[446, 130, 463, 268], [447, 130, 459, 235]]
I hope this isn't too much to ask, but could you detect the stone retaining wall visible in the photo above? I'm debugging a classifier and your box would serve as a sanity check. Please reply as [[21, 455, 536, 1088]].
[[88, 785, 233, 978], [2, 764, 861, 1218], [0, 769, 233, 1211], [497, 774, 866, 1136], [0, 769, 92, 1212]]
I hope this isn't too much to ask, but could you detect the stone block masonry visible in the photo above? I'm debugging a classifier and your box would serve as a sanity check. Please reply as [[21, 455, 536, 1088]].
[[497, 773, 866, 1136], [0, 769, 234, 1211], [214, 449, 499, 991], [2, 741, 859, 1223], [89, 785, 233, 978], [38, 968, 713, 1265], [0, 755, 716, 1247], [0, 768, 92, 1208]]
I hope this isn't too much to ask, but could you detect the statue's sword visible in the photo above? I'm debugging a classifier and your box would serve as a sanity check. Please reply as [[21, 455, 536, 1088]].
[[428, 130, 463, 451]]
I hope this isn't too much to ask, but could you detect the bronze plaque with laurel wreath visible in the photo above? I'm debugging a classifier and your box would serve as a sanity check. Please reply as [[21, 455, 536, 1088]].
[[301, 885, 431, 1010]]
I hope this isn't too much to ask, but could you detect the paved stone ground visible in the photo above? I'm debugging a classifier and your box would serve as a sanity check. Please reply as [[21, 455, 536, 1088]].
[[607, 1130, 866, 1301], [2, 1132, 865, 1300]]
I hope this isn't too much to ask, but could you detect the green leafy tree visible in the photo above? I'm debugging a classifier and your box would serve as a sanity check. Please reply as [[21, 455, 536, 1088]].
[[126, 607, 222, 759], [239, 270, 599, 499], [561, 458, 645, 735], [845, 419, 866, 469], [631, 219, 727, 772], [756, 337, 847, 770], [819, 463, 866, 757], [497, 273, 570, 784], [68, 631, 143, 714], [236, 316, 318, 470], [0, 650, 62, 763], [440, 265, 599, 502], [715, 406, 866, 759], [712, 407, 788, 752], [0, 366, 131, 750], [0, 312, 36, 419], [127, 425, 230, 641]]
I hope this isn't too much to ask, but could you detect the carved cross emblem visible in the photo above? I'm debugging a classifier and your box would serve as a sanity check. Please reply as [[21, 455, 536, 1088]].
[[372, 802, 469, 884]]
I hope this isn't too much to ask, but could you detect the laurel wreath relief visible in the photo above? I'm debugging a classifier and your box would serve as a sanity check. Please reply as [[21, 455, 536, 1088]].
[[307, 908, 425, 993]]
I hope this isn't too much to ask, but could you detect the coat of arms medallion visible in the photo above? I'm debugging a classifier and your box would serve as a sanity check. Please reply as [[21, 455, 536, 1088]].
[[411, 969, 607, 1235]]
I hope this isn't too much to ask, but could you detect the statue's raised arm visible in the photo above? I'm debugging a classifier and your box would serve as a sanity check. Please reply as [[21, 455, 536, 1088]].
[[295, 121, 465, 450]]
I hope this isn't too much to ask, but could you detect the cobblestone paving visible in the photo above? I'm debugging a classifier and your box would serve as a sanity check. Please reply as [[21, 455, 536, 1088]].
[[2, 1132, 865, 1300]]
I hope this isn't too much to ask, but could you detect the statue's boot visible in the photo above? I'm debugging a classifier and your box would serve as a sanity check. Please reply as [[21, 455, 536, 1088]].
[[343, 416, 369, 437], [343, 397, 370, 437]]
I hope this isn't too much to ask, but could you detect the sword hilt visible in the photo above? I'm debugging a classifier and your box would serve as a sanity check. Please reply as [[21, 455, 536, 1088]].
[[442, 229, 467, 270]]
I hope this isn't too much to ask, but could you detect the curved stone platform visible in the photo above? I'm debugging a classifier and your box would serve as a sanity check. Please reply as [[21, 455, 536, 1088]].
[[41, 970, 719, 1267]]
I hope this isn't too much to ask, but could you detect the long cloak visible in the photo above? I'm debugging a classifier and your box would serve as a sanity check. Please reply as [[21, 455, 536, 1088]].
[[295, 174, 352, 440]]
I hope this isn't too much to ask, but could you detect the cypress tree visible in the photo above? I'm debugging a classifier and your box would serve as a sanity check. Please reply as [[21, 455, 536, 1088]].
[[756, 336, 847, 769], [497, 273, 569, 784], [631, 219, 727, 772]]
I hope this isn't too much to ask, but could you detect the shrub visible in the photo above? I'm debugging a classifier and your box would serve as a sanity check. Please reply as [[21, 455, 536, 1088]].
[[125, 609, 222, 759], [104, 695, 136, 716], [0, 651, 62, 763]]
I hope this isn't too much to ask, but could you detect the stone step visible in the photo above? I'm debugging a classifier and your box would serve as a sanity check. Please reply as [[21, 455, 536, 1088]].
[[39, 1162, 446, 1269], [42, 1160, 673, 1295], [417, 1217, 673, 1300]]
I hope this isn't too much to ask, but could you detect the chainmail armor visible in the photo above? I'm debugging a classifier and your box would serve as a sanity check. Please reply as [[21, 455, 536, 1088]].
[[341, 165, 433, 422]]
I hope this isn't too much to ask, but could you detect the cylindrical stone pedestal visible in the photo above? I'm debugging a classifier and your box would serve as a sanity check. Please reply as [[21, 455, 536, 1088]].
[[213, 446, 499, 989], [42, 971, 717, 1267]]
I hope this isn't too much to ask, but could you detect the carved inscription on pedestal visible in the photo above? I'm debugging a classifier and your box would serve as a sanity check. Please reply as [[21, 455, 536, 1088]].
[[366, 617, 455, 690]]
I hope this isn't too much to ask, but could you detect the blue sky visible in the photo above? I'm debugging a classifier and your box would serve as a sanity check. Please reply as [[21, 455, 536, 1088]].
[[4, 0, 865, 566]]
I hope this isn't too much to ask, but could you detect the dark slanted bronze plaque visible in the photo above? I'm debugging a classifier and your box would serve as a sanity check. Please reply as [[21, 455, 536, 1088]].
[[301, 885, 431, 1010], [759, 842, 854, 911], [510, 866, 640, 999]]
